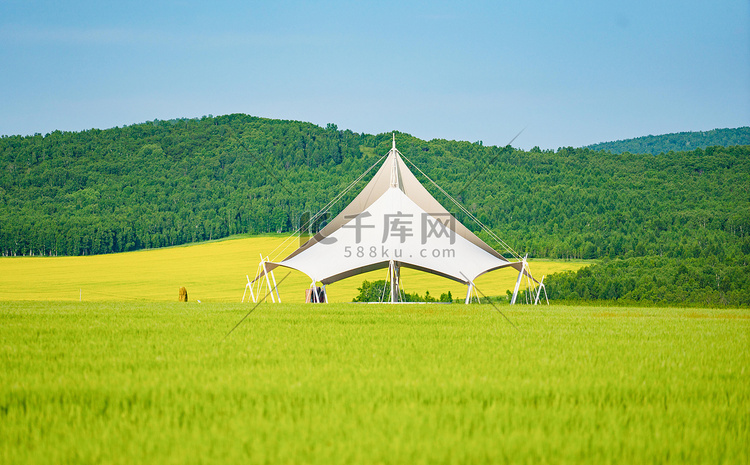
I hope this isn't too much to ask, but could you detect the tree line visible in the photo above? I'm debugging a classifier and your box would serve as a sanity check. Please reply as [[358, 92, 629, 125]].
[[586, 127, 749, 155], [1, 114, 748, 305], [545, 256, 750, 307]]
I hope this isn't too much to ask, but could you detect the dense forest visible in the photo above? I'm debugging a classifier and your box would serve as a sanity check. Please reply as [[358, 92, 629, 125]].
[[545, 256, 750, 307], [1, 114, 748, 305], [586, 127, 750, 155]]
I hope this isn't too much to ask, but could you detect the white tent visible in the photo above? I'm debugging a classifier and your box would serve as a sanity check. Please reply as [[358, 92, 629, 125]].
[[250, 136, 544, 304]]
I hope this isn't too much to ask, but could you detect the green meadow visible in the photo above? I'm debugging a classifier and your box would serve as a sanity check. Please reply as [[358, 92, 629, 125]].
[[1, 237, 747, 463], [1, 302, 748, 464]]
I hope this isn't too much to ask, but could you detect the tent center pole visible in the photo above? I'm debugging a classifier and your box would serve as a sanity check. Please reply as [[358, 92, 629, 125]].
[[389, 260, 400, 303]]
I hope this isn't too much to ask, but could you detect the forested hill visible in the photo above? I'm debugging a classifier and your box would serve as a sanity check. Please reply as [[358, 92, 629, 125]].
[[586, 127, 750, 155], [1, 114, 749, 304]]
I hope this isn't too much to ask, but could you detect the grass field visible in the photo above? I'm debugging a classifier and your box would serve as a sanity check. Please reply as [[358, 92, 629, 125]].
[[1, 302, 747, 464], [3, 237, 746, 463], [0, 235, 587, 303]]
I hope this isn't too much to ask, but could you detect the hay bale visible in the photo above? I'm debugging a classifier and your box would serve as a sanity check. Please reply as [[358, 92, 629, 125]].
[[178, 286, 188, 302]]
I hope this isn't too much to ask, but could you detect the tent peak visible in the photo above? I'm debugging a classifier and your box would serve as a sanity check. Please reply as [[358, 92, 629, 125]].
[[388, 136, 402, 190]]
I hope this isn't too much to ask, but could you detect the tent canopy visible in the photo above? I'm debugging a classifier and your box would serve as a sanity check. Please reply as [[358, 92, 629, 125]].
[[258, 138, 529, 287]]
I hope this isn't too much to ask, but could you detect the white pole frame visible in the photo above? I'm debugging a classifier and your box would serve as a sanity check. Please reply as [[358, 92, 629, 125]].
[[510, 255, 527, 305], [534, 275, 549, 305], [464, 280, 481, 304], [510, 256, 550, 306], [268, 257, 281, 303], [465, 282, 473, 304], [306, 280, 328, 303], [242, 275, 256, 303], [308, 280, 316, 303], [525, 265, 534, 305], [245, 254, 282, 304], [263, 261, 275, 303], [389, 260, 401, 303], [253, 261, 264, 303]]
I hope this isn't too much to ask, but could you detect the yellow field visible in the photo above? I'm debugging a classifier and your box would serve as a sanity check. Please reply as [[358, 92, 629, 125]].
[[0, 235, 588, 303]]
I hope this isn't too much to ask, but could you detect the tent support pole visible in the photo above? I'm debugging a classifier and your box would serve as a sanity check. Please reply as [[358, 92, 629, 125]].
[[390, 261, 395, 302], [269, 259, 281, 303], [511, 255, 527, 305], [534, 280, 542, 305], [243, 275, 256, 303], [389, 260, 400, 303], [534, 276, 546, 305], [395, 263, 400, 302], [254, 275, 262, 303], [510, 269, 523, 305], [248, 258, 268, 303], [263, 262, 276, 303], [308, 281, 315, 303], [464, 281, 481, 304], [528, 258, 534, 304], [253, 257, 265, 304], [380, 267, 389, 303]]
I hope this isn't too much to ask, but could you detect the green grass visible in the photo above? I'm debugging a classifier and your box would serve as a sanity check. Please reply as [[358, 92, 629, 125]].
[[1, 302, 748, 464]]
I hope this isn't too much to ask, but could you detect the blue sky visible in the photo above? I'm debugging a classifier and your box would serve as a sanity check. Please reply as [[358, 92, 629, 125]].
[[1, 0, 748, 150]]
